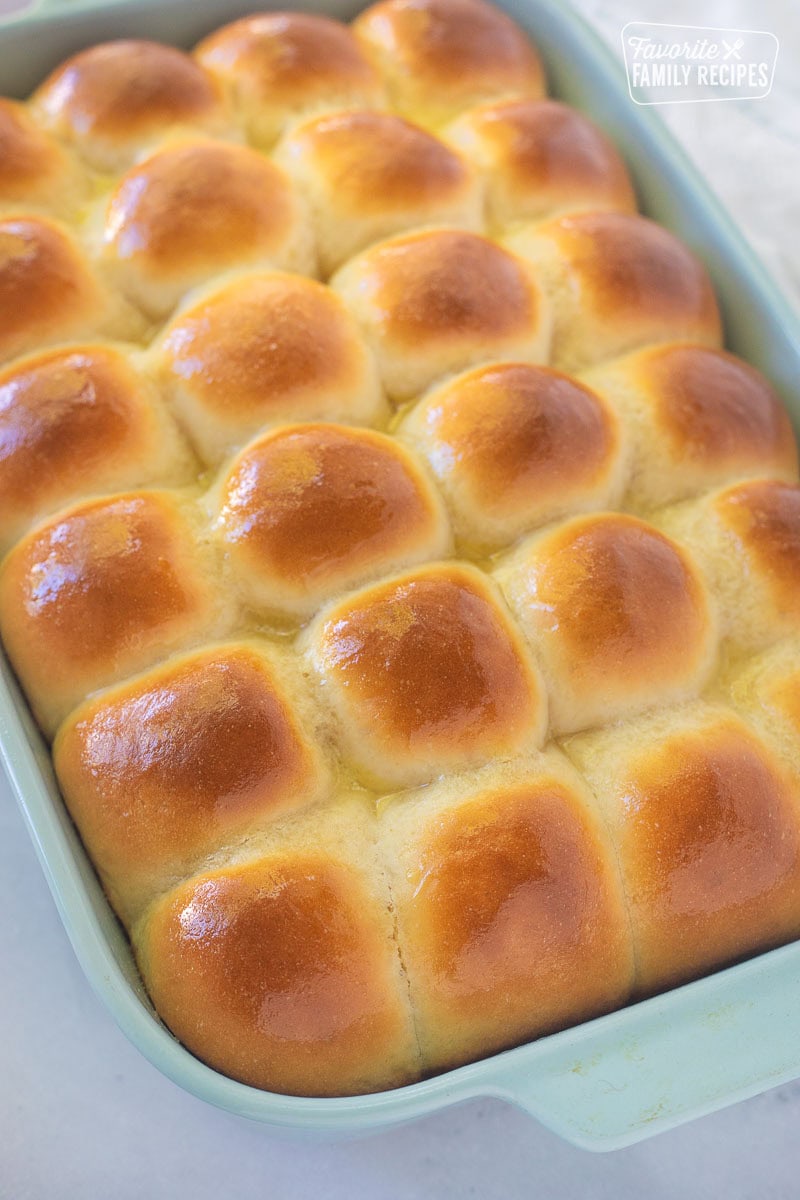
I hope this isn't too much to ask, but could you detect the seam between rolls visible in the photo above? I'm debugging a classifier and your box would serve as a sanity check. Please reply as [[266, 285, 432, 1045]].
[[372, 813, 425, 1074]]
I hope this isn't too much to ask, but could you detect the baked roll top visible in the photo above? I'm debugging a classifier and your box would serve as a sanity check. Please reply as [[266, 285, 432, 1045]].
[[0, 97, 87, 217], [506, 212, 723, 372], [305, 561, 546, 788], [495, 513, 718, 734], [445, 98, 636, 229], [195, 13, 386, 149], [353, 0, 545, 126], [567, 706, 800, 995], [379, 754, 634, 1072], [211, 423, 451, 619], [583, 343, 798, 512], [657, 479, 800, 651], [274, 109, 483, 276], [0, 215, 142, 367], [101, 140, 315, 319], [154, 271, 387, 465], [0, 490, 232, 735], [134, 799, 420, 1097], [399, 362, 625, 551], [54, 640, 329, 924], [331, 228, 551, 400], [32, 39, 230, 172], [0, 343, 194, 552]]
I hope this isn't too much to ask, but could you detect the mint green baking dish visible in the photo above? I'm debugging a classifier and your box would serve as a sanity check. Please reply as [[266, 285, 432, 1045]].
[[2, 0, 800, 1153]]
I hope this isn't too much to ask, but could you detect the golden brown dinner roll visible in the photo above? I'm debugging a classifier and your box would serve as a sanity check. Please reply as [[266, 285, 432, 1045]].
[[134, 796, 420, 1096], [399, 362, 625, 551], [582, 344, 798, 513], [331, 228, 551, 401], [495, 512, 718, 735], [154, 271, 387, 465], [195, 13, 385, 150], [566, 705, 800, 995], [379, 753, 634, 1072], [101, 140, 315, 319], [445, 98, 636, 230], [505, 212, 723, 372], [0, 343, 195, 552], [32, 39, 230, 173], [657, 479, 800, 652], [273, 109, 483, 276], [54, 640, 329, 924], [0, 215, 142, 367], [305, 561, 546, 788], [211, 423, 451, 619], [0, 490, 232, 736], [0, 98, 87, 218], [353, 0, 545, 127]]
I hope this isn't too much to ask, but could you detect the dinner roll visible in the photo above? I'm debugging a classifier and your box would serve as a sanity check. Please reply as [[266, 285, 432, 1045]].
[[726, 643, 800, 776], [0, 491, 232, 736], [379, 753, 634, 1072], [195, 13, 385, 150], [0, 215, 142, 367], [54, 640, 329, 924], [495, 513, 717, 735], [582, 344, 798, 513], [273, 110, 483, 276], [154, 272, 387, 465], [657, 479, 800, 652], [331, 228, 551, 401], [445, 98, 636, 230], [566, 705, 800, 995], [505, 212, 723, 372], [101, 140, 315, 319], [0, 343, 195, 552], [399, 362, 625, 551], [134, 797, 420, 1096], [211, 423, 451, 619], [0, 98, 87, 218], [305, 561, 546, 789], [32, 40, 230, 173], [353, 0, 545, 126]]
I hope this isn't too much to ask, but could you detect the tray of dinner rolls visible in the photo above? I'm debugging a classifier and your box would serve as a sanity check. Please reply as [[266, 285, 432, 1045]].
[[2, 0, 800, 1152]]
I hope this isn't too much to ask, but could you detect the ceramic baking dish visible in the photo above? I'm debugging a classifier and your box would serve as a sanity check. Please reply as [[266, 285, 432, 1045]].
[[2, 0, 800, 1153]]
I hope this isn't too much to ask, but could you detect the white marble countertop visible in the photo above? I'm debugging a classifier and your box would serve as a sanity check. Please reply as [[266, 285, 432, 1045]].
[[1, 1, 799, 1197]]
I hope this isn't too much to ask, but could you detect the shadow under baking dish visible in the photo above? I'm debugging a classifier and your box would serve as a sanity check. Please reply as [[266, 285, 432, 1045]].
[[1, 0, 800, 1152]]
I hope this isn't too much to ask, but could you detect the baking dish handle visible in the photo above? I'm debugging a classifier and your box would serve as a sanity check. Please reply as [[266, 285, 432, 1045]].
[[490, 942, 800, 1151]]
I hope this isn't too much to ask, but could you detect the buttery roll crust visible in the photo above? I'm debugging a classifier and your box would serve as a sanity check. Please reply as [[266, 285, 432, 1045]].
[[505, 212, 722, 372], [0, 490, 232, 736], [353, 0, 545, 126], [380, 753, 634, 1073], [657, 479, 800, 651], [273, 109, 483, 276], [102, 140, 315, 319], [0, 98, 87, 217], [566, 707, 800, 995], [32, 39, 230, 172], [495, 512, 718, 735], [726, 643, 800, 777], [399, 362, 626, 551], [54, 641, 329, 924], [155, 271, 387, 465], [583, 344, 798, 512], [0, 343, 195, 552], [195, 13, 385, 149], [305, 561, 546, 789], [445, 98, 636, 230], [331, 228, 551, 401], [134, 800, 420, 1096], [212, 423, 451, 619], [0, 215, 142, 367]]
